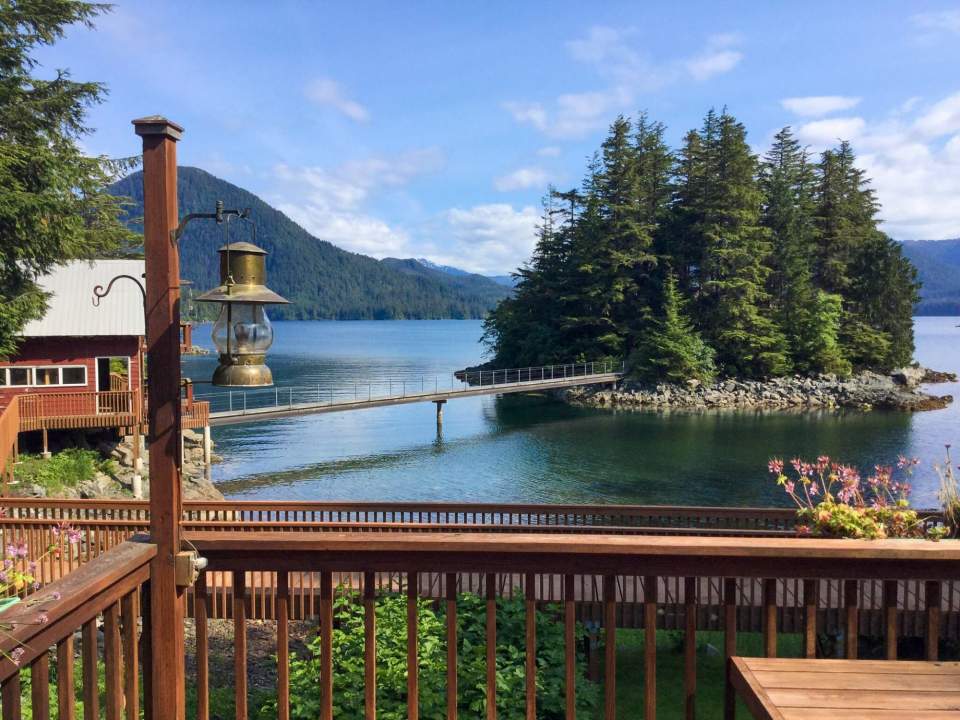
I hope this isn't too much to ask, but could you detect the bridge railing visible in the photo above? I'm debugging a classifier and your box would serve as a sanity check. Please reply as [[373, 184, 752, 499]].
[[192, 360, 624, 415]]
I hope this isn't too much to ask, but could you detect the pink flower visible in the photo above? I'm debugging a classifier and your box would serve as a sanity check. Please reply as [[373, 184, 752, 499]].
[[9, 647, 24, 666], [784, 481, 795, 494], [36, 612, 48, 624], [809, 484, 820, 496], [768, 459, 784, 475], [51, 592, 61, 601]]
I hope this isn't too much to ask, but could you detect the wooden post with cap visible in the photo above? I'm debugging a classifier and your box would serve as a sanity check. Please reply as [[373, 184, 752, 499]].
[[134, 114, 186, 720]]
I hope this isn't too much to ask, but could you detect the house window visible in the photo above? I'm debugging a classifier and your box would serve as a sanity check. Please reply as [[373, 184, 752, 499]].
[[8, 368, 31, 386], [0, 365, 87, 387], [35, 367, 59, 385], [61, 367, 86, 385]]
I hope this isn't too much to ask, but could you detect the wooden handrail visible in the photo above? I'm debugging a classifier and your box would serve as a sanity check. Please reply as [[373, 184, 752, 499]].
[[0, 401, 18, 490], [0, 537, 154, 720], [187, 530, 960, 577]]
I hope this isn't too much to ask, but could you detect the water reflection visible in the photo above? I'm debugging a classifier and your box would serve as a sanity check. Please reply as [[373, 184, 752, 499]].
[[191, 318, 958, 507]]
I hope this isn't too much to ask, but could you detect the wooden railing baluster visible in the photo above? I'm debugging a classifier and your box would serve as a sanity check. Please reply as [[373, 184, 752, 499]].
[[278, 572, 291, 720], [644, 575, 657, 719], [233, 571, 248, 720], [363, 571, 376, 720], [926, 580, 941, 661], [408, 571, 419, 720], [803, 579, 817, 658], [1, 674, 21, 720], [683, 577, 696, 720], [446, 572, 457, 720], [485, 573, 496, 720], [564, 574, 575, 720], [525, 572, 536, 720], [603, 574, 616, 720], [762, 578, 777, 658], [196, 573, 209, 720], [29, 654, 50, 720], [82, 620, 99, 720], [884, 579, 898, 660], [57, 637, 75, 720], [320, 570, 333, 720], [121, 591, 139, 720], [723, 578, 737, 720], [844, 579, 858, 659], [104, 601, 123, 720]]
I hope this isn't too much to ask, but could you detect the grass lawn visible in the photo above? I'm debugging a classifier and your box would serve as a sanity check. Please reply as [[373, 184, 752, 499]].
[[615, 629, 803, 720]]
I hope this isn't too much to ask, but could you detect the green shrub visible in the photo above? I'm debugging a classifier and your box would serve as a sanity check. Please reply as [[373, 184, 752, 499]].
[[269, 591, 600, 720], [13, 449, 108, 493]]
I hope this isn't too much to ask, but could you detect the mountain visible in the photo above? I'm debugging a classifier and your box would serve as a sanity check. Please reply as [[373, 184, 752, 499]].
[[415, 258, 517, 287], [109, 167, 512, 320], [900, 239, 960, 315], [379, 258, 511, 309]]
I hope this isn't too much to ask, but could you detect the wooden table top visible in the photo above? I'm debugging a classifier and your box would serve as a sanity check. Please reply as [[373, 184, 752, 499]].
[[730, 657, 960, 719]]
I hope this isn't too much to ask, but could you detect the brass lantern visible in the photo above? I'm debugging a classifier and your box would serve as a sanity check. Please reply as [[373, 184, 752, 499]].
[[195, 242, 289, 386]]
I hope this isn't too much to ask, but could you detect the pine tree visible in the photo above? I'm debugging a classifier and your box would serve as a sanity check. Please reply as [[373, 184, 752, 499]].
[[761, 127, 849, 375], [814, 141, 918, 369], [696, 110, 790, 377], [629, 270, 714, 383], [0, 1, 134, 358]]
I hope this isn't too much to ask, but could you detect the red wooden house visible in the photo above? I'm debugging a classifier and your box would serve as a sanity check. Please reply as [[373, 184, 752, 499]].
[[0, 259, 147, 449]]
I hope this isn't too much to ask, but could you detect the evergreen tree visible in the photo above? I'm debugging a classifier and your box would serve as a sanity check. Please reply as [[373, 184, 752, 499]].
[[761, 127, 849, 375], [0, 1, 134, 358], [696, 110, 790, 377], [629, 270, 714, 383], [814, 141, 918, 369]]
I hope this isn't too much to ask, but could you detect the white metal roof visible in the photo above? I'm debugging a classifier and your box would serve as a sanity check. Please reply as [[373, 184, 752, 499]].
[[22, 259, 146, 338]]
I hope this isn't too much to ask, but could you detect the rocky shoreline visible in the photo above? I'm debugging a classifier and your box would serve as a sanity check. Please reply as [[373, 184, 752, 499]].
[[563, 366, 956, 413]]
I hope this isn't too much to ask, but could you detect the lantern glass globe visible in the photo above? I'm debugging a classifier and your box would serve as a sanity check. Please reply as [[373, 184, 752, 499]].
[[211, 303, 274, 356]]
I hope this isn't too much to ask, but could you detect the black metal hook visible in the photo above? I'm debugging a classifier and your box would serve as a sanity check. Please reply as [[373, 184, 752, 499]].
[[92, 273, 146, 307]]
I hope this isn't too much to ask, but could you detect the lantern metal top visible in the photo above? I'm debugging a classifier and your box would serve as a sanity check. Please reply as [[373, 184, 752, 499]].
[[194, 241, 289, 305]]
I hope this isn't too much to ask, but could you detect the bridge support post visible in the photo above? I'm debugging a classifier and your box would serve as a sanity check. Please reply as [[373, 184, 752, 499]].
[[132, 424, 143, 499], [433, 400, 446, 431], [202, 425, 212, 480]]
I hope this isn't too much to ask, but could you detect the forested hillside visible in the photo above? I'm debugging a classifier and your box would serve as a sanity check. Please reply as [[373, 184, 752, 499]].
[[900, 239, 960, 315], [109, 167, 510, 320], [484, 111, 920, 380]]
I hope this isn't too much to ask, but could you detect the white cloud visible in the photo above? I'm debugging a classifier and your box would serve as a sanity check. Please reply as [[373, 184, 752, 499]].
[[911, 10, 960, 37], [494, 166, 551, 192], [425, 204, 539, 275], [685, 34, 744, 82], [787, 92, 960, 240], [781, 96, 862, 117], [795, 117, 866, 147], [304, 78, 370, 122], [537, 146, 562, 157], [913, 93, 960, 138], [505, 27, 743, 139], [270, 148, 442, 257]]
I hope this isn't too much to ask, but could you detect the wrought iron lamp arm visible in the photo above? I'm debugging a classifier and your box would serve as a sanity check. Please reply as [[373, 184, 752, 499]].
[[172, 200, 250, 243], [92, 274, 146, 307]]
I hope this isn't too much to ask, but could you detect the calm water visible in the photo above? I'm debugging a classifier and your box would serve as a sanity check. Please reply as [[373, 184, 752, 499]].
[[181, 317, 960, 508]]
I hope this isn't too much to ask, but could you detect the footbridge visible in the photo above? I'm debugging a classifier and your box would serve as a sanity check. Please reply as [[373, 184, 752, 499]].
[[198, 360, 623, 427]]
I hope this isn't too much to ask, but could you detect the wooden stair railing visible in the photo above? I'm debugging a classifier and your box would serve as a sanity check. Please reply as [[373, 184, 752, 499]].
[[0, 539, 156, 720]]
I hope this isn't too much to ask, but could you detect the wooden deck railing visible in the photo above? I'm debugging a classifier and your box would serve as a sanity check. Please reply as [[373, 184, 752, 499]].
[[0, 539, 155, 720], [0, 402, 18, 491], [14, 391, 209, 434], [17, 391, 138, 432], [186, 530, 960, 720]]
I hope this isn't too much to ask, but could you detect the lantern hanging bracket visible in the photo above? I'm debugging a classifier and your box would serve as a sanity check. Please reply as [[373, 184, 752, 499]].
[[171, 199, 250, 243]]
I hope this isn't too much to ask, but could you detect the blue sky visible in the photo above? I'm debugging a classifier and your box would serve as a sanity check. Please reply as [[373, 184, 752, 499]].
[[37, 1, 960, 274]]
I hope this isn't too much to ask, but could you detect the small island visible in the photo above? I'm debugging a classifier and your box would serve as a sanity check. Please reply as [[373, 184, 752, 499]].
[[481, 111, 948, 411]]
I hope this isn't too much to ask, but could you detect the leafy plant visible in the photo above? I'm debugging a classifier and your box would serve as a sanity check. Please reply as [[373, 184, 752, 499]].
[[268, 590, 599, 720], [768, 455, 944, 539], [13, 449, 111, 494], [937, 445, 960, 538]]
